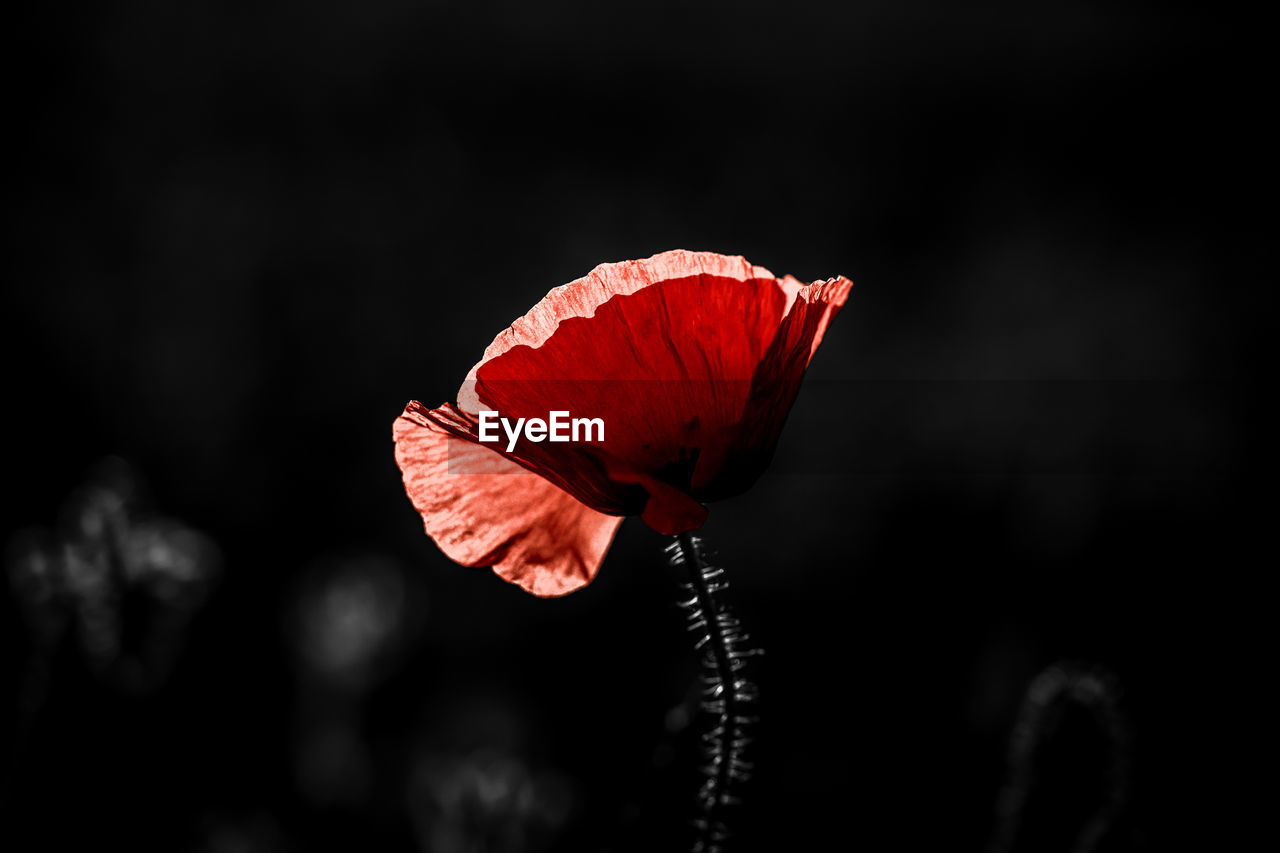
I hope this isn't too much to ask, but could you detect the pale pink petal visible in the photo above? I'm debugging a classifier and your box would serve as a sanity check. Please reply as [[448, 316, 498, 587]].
[[393, 403, 622, 597]]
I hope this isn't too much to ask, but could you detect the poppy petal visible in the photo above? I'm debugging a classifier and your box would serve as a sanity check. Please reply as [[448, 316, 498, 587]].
[[465, 268, 783, 514], [393, 251, 852, 592], [781, 274, 854, 366], [393, 402, 622, 596], [410, 399, 709, 536], [459, 252, 851, 524], [698, 273, 853, 499], [458, 250, 777, 412]]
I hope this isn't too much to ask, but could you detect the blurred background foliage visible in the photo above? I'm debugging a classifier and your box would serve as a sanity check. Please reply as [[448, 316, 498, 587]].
[[3, 1, 1261, 850]]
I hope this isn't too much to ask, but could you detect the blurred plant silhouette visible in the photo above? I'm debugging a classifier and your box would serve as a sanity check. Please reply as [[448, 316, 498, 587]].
[[287, 553, 415, 692], [406, 692, 575, 853], [409, 747, 574, 853], [195, 811, 285, 853], [988, 662, 1133, 853], [6, 457, 221, 720], [286, 553, 419, 807]]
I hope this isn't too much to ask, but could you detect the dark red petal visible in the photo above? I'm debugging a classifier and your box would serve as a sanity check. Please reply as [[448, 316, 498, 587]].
[[465, 254, 851, 529], [780, 274, 855, 367], [393, 402, 622, 596], [470, 271, 786, 521], [457, 251, 777, 413], [696, 274, 854, 499]]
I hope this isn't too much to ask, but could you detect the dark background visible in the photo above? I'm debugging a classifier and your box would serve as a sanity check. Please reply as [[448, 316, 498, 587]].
[[3, 2, 1263, 851]]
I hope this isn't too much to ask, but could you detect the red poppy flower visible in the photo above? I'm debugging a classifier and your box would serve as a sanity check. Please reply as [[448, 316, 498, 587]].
[[394, 250, 852, 596]]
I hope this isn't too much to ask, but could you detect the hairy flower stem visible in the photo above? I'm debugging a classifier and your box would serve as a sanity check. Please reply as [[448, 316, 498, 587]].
[[666, 533, 759, 853]]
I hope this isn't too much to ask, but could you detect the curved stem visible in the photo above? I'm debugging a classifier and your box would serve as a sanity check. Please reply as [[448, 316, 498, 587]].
[[987, 661, 1131, 853], [667, 533, 759, 853]]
